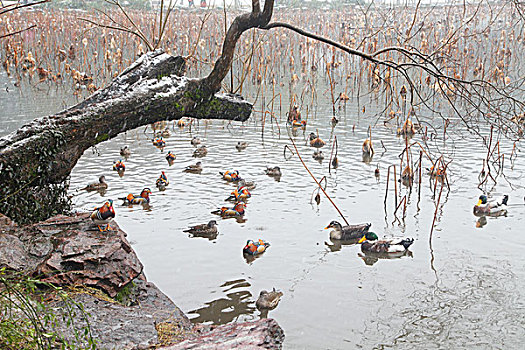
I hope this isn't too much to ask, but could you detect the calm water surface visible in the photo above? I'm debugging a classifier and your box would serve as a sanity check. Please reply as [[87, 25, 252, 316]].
[[2, 70, 525, 349]]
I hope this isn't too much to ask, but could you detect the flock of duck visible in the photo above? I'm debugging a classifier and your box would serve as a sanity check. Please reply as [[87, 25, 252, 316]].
[[86, 114, 510, 316]]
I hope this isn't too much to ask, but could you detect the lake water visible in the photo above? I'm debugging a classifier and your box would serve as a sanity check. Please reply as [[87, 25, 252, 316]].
[[2, 63, 525, 349]]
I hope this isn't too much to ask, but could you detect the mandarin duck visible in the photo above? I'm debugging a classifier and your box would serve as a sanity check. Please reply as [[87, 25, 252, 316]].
[[113, 160, 125, 172], [165, 151, 176, 165], [82, 175, 108, 192], [120, 146, 131, 157], [183, 161, 203, 174], [191, 136, 201, 146], [183, 220, 218, 239], [226, 185, 251, 202], [152, 137, 166, 148], [193, 145, 207, 158], [243, 239, 270, 256], [90, 199, 115, 231], [325, 221, 372, 241], [119, 188, 152, 205], [236, 141, 248, 151], [256, 288, 283, 310], [156, 171, 169, 191], [265, 166, 281, 177], [473, 194, 508, 216], [220, 170, 242, 182], [212, 201, 246, 217]]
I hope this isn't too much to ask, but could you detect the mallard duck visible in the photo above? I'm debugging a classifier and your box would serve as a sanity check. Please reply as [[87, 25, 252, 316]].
[[113, 160, 125, 172], [120, 146, 131, 157], [220, 170, 241, 182], [236, 141, 248, 151], [212, 201, 246, 217], [243, 239, 270, 256], [183, 161, 203, 174], [358, 235, 414, 254], [473, 195, 508, 216], [82, 175, 108, 191], [119, 188, 152, 205], [183, 220, 218, 238], [90, 199, 115, 231], [265, 166, 282, 177], [152, 137, 166, 148], [156, 171, 169, 191], [165, 151, 176, 163], [193, 145, 207, 158], [324, 221, 372, 240], [226, 185, 251, 202], [256, 288, 283, 310], [313, 150, 324, 161], [191, 136, 201, 146]]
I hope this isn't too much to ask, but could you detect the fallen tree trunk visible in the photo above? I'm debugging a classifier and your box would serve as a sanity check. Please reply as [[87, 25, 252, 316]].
[[0, 50, 252, 223]]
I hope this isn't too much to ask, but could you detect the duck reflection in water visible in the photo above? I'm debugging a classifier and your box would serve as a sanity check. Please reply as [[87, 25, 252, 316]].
[[476, 215, 488, 228], [189, 279, 256, 325], [358, 250, 413, 266]]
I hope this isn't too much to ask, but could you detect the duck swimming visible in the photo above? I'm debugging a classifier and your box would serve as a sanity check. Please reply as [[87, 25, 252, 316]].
[[119, 188, 152, 205], [358, 235, 414, 254], [165, 151, 176, 165], [226, 185, 251, 202], [243, 239, 270, 256], [90, 199, 115, 231], [473, 195, 508, 216], [193, 145, 207, 158], [212, 201, 246, 217], [236, 141, 248, 151], [120, 146, 131, 157], [82, 175, 108, 192], [156, 171, 169, 191], [152, 137, 166, 148], [325, 221, 372, 240], [184, 161, 203, 174], [265, 166, 282, 177], [183, 220, 218, 239], [113, 160, 125, 172], [191, 136, 201, 146], [220, 170, 242, 182]]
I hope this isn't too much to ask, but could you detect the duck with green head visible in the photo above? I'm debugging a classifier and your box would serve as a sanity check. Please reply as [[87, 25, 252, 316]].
[[358, 234, 414, 254], [473, 194, 508, 216]]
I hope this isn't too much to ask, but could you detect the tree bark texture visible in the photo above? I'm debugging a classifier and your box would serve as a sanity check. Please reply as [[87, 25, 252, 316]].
[[0, 50, 252, 223]]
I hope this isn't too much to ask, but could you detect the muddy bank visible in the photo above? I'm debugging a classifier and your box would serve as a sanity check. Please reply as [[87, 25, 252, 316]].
[[0, 213, 284, 349]]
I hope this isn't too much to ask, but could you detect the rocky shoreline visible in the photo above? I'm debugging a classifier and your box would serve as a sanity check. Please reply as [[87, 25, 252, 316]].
[[0, 213, 284, 349]]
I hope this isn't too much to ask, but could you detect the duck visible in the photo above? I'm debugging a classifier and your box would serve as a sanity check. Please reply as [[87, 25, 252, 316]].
[[226, 185, 251, 202], [287, 105, 301, 124], [90, 199, 115, 231], [239, 179, 256, 191], [82, 175, 108, 192], [313, 150, 324, 161], [165, 151, 176, 164], [119, 188, 152, 205], [362, 139, 374, 156], [220, 170, 241, 182], [243, 239, 270, 256], [156, 171, 169, 191], [236, 141, 248, 151], [473, 194, 508, 216], [183, 161, 203, 174], [358, 235, 414, 254], [256, 288, 283, 310], [212, 201, 246, 217], [160, 129, 171, 138], [177, 119, 186, 127], [152, 137, 166, 148], [193, 145, 207, 158], [191, 136, 201, 146], [265, 166, 282, 177], [292, 119, 307, 128], [397, 119, 417, 136], [113, 160, 125, 172], [310, 135, 326, 148], [324, 221, 372, 240], [183, 220, 218, 238], [331, 116, 339, 127], [120, 146, 131, 157]]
